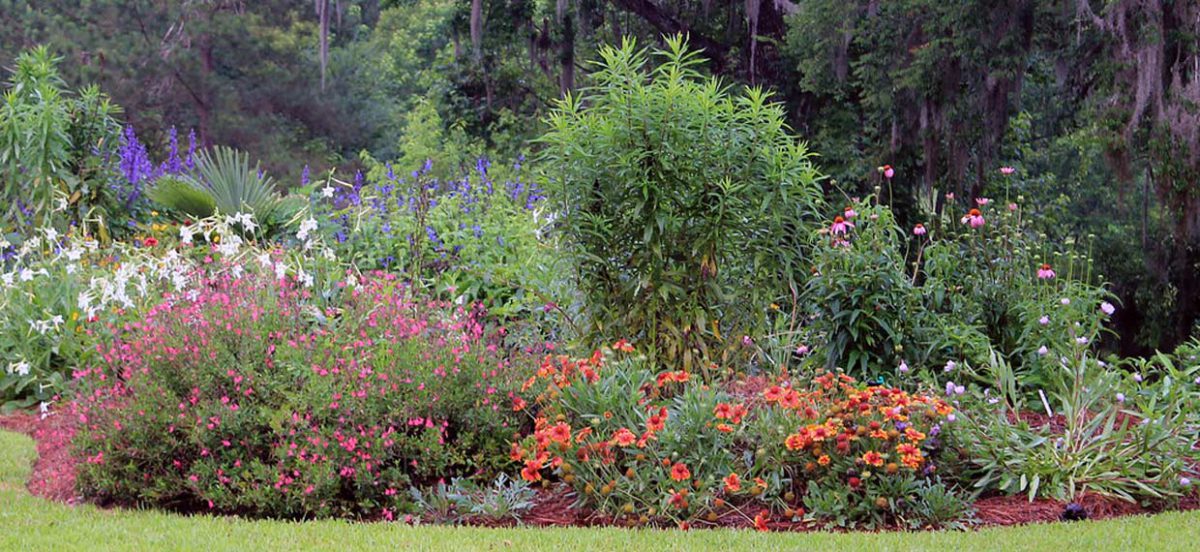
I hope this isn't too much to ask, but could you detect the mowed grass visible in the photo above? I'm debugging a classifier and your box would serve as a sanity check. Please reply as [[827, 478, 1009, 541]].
[[1, 431, 1197, 551]]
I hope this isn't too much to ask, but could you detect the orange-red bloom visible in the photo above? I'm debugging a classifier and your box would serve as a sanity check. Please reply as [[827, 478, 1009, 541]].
[[670, 462, 691, 481], [611, 428, 637, 447], [862, 450, 885, 467], [724, 472, 742, 493], [612, 339, 634, 352], [753, 511, 770, 532]]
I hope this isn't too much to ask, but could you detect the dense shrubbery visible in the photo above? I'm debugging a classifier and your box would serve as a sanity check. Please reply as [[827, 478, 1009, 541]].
[[72, 269, 532, 519], [511, 346, 969, 529], [539, 37, 824, 374]]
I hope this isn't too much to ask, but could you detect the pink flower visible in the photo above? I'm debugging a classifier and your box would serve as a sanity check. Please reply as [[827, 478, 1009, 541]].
[[1100, 302, 1115, 316], [975, 198, 991, 206], [961, 209, 985, 228], [844, 206, 858, 219], [881, 165, 895, 179], [830, 215, 854, 235], [913, 223, 927, 236], [1008, 203, 1018, 212], [1037, 263, 1055, 279], [1000, 166, 1015, 175]]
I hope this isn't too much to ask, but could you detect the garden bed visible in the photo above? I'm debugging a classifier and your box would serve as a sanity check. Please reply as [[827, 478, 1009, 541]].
[[4, 412, 1194, 532]]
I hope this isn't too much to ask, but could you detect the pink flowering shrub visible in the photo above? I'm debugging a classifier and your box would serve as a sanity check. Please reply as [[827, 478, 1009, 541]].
[[72, 270, 532, 519]]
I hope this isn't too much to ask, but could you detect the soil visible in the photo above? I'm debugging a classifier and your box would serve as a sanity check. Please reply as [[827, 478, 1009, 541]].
[[2, 412, 1195, 531]]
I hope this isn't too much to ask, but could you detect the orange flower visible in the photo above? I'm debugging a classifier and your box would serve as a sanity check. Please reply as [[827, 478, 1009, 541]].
[[861, 450, 885, 467], [512, 397, 527, 411], [784, 433, 808, 451], [669, 490, 689, 509], [612, 339, 634, 352], [716, 423, 735, 433], [896, 443, 920, 456], [713, 403, 733, 419], [611, 428, 636, 447], [901, 452, 924, 469], [520, 459, 543, 482], [724, 472, 742, 493], [817, 454, 831, 466], [753, 511, 770, 532], [780, 389, 802, 409], [548, 422, 572, 444], [647, 407, 668, 432], [670, 462, 692, 481], [764, 385, 785, 402], [904, 428, 926, 442]]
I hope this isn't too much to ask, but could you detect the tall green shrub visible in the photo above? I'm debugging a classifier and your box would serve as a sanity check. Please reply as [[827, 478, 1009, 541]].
[[539, 36, 824, 373], [542, 36, 825, 372]]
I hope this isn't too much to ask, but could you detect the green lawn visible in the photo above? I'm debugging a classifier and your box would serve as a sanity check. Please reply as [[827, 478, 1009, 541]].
[[1, 430, 1197, 551]]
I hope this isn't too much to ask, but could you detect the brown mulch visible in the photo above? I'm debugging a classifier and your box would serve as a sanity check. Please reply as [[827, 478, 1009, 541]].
[[2, 412, 1196, 531]]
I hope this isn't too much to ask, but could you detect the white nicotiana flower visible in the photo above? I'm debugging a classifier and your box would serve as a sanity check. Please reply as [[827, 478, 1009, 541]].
[[180, 224, 195, 245], [9, 360, 31, 376], [321, 185, 335, 198], [230, 264, 245, 279], [257, 252, 273, 268], [216, 233, 243, 256], [19, 268, 35, 282], [298, 269, 314, 288], [297, 218, 318, 241], [1, 272, 13, 286], [43, 227, 59, 243], [274, 262, 288, 280]]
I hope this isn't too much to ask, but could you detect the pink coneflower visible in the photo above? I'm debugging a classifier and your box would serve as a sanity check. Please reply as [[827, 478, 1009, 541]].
[[831, 215, 854, 235], [975, 198, 991, 206], [913, 223, 927, 236], [844, 206, 858, 219], [882, 165, 895, 179], [1000, 166, 1015, 175], [962, 209, 985, 228], [1100, 302, 1115, 316], [1008, 203, 1018, 212], [1037, 263, 1056, 279]]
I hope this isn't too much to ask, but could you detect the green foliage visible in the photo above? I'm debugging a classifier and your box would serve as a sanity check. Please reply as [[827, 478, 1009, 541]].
[[803, 200, 918, 379], [0, 46, 122, 237], [539, 36, 824, 373], [409, 474, 536, 524], [146, 176, 218, 219], [150, 147, 294, 235], [954, 339, 1200, 503]]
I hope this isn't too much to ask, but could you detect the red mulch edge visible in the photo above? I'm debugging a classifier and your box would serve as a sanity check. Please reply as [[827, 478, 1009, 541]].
[[2, 412, 1196, 531], [0, 411, 81, 504]]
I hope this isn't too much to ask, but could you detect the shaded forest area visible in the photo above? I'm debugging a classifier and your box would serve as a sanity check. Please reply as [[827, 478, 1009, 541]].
[[2, 0, 1198, 352]]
